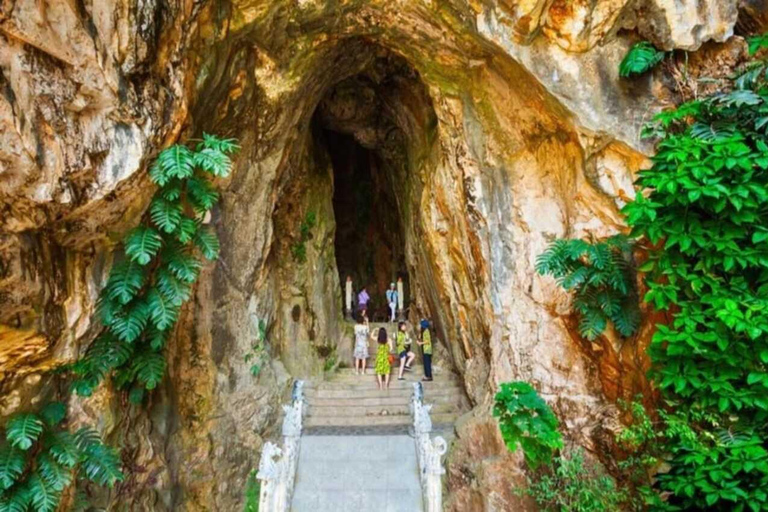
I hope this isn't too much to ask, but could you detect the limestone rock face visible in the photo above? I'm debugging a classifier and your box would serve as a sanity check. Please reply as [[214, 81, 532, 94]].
[[0, 0, 753, 510]]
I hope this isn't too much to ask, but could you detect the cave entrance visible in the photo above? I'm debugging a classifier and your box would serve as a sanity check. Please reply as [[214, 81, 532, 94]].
[[324, 129, 408, 320], [310, 58, 420, 322]]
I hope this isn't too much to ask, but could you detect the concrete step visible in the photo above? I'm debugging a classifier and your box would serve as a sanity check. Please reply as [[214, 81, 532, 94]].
[[303, 412, 461, 428], [307, 394, 464, 408], [322, 374, 455, 385], [304, 379, 461, 398], [304, 386, 463, 400], [307, 402, 459, 418]]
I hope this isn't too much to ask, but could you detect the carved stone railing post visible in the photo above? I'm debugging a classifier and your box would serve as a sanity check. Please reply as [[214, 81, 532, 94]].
[[257, 380, 305, 512], [412, 382, 447, 512]]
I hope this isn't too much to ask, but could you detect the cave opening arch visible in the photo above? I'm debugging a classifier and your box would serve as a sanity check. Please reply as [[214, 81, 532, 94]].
[[264, 40, 450, 373]]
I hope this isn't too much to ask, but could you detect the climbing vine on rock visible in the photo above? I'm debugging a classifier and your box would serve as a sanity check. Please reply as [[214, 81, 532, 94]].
[[494, 382, 632, 510], [536, 235, 640, 340], [619, 33, 768, 511], [0, 403, 122, 512], [291, 211, 316, 263], [619, 41, 666, 77], [70, 134, 238, 402], [493, 382, 563, 468]]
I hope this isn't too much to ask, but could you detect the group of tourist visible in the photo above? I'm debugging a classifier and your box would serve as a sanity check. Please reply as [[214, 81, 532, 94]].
[[353, 312, 433, 389], [355, 281, 400, 323]]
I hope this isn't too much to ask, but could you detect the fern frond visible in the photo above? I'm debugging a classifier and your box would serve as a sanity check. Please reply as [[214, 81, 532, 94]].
[[193, 148, 231, 177], [579, 309, 608, 340], [611, 298, 641, 337], [157, 145, 195, 181], [0, 445, 26, 490], [144, 326, 168, 351], [597, 290, 621, 316], [160, 180, 183, 201], [587, 243, 611, 270], [39, 403, 66, 428], [105, 259, 145, 305], [124, 227, 163, 265], [76, 438, 123, 488], [198, 133, 240, 155], [565, 239, 590, 260], [147, 288, 180, 331], [5, 414, 44, 451], [164, 247, 201, 284], [46, 431, 79, 469], [131, 351, 166, 391], [156, 268, 191, 306], [194, 227, 220, 260], [176, 217, 198, 244], [619, 41, 665, 77], [38, 454, 72, 492], [0, 484, 32, 512], [150, 197, 183, 234], [82, 333, 133, 377], [187, 176, 219, 213], [105, 299, 150, 343], [149, 161, 168, 186], [28, 472, 61, 512], [559, 266, 589, 290]]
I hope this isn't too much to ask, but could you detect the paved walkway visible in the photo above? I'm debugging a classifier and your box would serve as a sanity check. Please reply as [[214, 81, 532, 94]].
[[291, 435, 423, 512]]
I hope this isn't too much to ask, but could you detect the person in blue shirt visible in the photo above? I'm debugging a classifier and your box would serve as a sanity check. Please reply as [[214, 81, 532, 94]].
[[385, 282, 398, 323]]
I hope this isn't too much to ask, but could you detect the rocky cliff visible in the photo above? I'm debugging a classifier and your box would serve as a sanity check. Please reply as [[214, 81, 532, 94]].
[[1, 0, 764, 510]]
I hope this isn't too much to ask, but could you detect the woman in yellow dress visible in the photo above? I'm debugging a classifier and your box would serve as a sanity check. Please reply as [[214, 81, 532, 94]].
[[373, 327, 393, 390]]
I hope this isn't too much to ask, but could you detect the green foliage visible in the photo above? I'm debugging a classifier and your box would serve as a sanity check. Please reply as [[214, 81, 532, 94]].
[[245, 318, 268, 377], [619, 41, 666, 77], [243, 469, 260, 512], [748, 34, 768, 56], [0, 405, 122, 512], [536, 235, 640, 340], [523, 448, 628, 512], [291, 211, 316, 264], [493, 382, 563, 468], [620, 38, 768, 510], [323, 352, 338, 372], [70, 134, 238, 399]]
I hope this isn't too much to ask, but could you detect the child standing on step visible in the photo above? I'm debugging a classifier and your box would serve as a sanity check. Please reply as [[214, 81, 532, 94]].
[[418, 319, 433, 382], [373, 327, 393, 390], [353, 315, 370, 375], [396, 322, 415, 381]]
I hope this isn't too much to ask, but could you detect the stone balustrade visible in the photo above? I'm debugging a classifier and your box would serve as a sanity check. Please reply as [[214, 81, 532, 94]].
[[411, 382, 448, 512], [257, 380, 305, 512]]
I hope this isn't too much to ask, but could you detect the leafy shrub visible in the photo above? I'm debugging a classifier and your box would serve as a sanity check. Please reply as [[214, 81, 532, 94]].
[[493, 382, 563, 468], [619, 33, 768, 511], [619, 41, 666, 77], [0, 403, 122, 512], [323, 352, 338, 372], [245, 318, 268, 377], [536, 235, 640, 340], [291, 211, 316, 264], [523, 448, 628, 512], [69, 134, 238, 401], [243, 469, 260, 512]]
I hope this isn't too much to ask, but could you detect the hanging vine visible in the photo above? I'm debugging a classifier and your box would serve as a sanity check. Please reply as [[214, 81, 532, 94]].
[[69, 134, 238, 403]]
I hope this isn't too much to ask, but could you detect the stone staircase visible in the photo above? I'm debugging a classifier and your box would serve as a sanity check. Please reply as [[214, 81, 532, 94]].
[[303, 367, 468, 432], [288, 322, 466, 511]]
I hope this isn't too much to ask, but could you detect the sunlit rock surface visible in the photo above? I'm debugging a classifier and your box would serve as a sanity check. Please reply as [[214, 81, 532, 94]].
[[0, 0, 754, 509]]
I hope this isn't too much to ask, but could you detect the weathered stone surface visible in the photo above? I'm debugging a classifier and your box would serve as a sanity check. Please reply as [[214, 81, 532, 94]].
[[0, 0, 755, 510]]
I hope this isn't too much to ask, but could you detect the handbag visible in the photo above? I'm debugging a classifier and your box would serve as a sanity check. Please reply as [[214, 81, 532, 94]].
[[388, 353, 396, 365]]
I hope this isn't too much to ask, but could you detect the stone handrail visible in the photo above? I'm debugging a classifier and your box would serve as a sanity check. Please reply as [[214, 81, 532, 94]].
[[412, 382, 448, 512], [257, 380, 305, 512]]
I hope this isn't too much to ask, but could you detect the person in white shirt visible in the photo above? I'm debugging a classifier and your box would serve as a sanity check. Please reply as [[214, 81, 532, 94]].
[[385, 283, 398, 323]]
